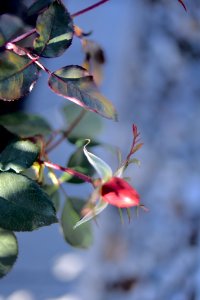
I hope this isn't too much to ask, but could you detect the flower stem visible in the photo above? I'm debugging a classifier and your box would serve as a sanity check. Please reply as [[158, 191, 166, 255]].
[[39, 159, 94, 185], [71, 0, 110, 18], [46, 109, 86, 152]]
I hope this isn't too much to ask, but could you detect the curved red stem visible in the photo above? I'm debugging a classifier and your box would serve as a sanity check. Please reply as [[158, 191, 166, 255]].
[[71, 0, 110, 18]]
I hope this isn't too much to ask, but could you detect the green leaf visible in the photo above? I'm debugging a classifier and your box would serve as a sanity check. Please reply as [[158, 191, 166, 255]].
[[28, 0, 53, 16], [42, 184, 60, 212], [0, 51, 39, 101], [83, 140, 112, 182], [62, 103, 102, 140], [0, 140, 40, 173], [0, 112, 51, 137], [0, 172, 57, 231], [0, 14, 25, 45], [61, 198, 93, 248], [0, 228, 18, 278], [34, 1, 73, 57], [48, 65, 117, 120]]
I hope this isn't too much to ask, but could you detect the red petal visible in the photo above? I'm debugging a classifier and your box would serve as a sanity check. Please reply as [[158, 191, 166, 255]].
[[101, 177, 140, 208]]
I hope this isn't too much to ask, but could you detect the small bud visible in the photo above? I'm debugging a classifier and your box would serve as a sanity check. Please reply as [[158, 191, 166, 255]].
[[101, 177, 140, 208]]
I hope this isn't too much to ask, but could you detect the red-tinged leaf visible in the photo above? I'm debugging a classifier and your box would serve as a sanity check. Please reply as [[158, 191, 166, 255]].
[[101, 177, 140, 208], [132, 124, 139, 139], [178, 0, 187, 11], [131, 143, 143, 155], [48, 65, 117, 120]]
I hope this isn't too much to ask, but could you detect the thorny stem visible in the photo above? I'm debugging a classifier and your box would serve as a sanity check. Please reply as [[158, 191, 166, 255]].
[[71, 0, 110, 18], [46, 109, 87, 152], [38, 159, 94, 185]]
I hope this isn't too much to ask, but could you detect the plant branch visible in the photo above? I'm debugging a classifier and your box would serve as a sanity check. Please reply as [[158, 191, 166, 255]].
[[38, 159, 94, 185], [9, 28, 37, 44], [6, 1, 110, 46], [6, 42, 52, 75], [71, 0, 110, 18], [26, 52, 52, 75], [46, 109, 87, 152]]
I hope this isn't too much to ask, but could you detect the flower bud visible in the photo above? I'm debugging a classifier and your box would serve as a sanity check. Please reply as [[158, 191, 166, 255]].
[[101, 177, 140, 208]]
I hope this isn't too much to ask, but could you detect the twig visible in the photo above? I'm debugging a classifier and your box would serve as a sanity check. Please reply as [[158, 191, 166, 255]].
[[46, 109, 86, 152], [9, 28, 37, 44], [71, 0, 110, 18], [39, 159, 94, 185], [6, 1, 110, 46]]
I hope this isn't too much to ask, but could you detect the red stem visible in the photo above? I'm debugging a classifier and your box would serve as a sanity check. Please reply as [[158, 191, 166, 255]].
[[6, 1, 110, 46], [39, 159, 94, 185], [71, 0, 110, 18], [9, 28, 37, 44]]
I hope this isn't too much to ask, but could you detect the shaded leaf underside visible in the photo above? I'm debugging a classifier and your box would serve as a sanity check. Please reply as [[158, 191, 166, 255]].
[[0, 51, 39, 101]]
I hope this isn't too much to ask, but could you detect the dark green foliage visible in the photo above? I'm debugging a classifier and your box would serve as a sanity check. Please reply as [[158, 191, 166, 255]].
[[42, 184, 60, 212], [0, 51, 39, 101], [0, 0, 121, 277], [28, 0, 53, 16], [34, 1, 74, 57], [0, 172, 58, 231], [0, 14, 24, 45], [0, 228, 18, 278], [0, 140, 40, 173], [0, 112, 51, 137], [61, 198, 93, 248]]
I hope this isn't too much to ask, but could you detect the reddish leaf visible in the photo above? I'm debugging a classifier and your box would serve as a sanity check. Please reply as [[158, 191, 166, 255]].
[[48, 65, 117, 120]]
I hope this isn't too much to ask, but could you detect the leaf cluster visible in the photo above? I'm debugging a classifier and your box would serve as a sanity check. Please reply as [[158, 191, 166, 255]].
[[0, 0, 115, 278]]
